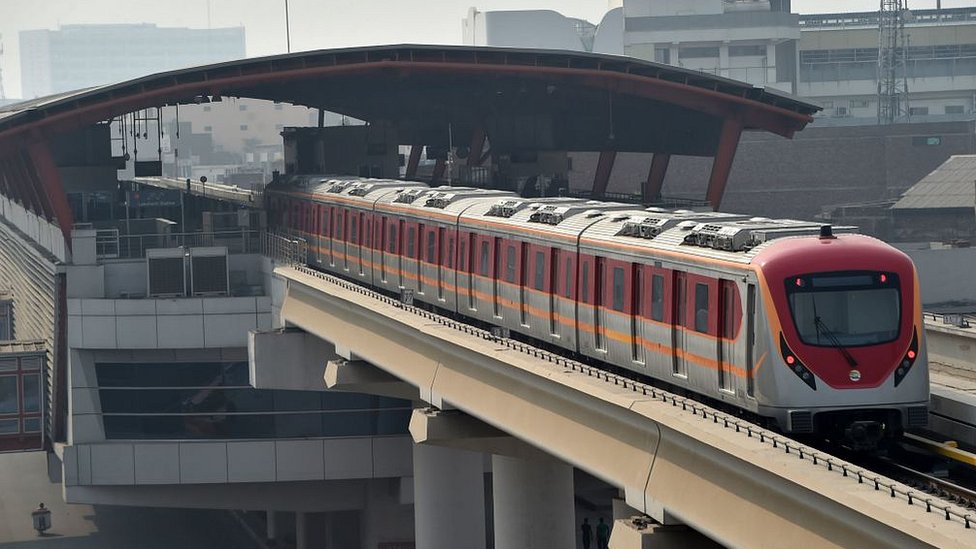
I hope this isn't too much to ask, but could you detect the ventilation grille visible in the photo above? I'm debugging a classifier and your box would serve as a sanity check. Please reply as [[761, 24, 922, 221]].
[[190, 249, 229, 296], [789, 411, 814, 433], [906, 406, 928, 427], [147, 250, 187, 298]]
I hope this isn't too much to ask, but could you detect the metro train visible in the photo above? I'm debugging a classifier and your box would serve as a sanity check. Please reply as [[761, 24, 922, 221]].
[[267, 175, 930, 450]]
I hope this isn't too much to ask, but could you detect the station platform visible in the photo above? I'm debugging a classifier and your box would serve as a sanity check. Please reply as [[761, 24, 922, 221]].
[[0, 451, 261, 548]]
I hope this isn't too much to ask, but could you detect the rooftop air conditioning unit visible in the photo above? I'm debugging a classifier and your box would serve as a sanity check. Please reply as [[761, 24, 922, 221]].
[[146, 248, 187, 298], [189, 247, 229, 296]]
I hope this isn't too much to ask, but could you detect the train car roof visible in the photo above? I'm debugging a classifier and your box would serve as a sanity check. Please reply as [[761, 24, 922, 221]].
[[582, 213, 859, 266], [374, 186, 516, 219], [459, 197, 635, 242]]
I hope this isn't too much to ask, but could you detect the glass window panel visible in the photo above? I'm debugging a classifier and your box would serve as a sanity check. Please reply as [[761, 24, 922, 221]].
[[0, 418, 18, 434], [695, 283, 709, 333], [0, 359, 16, 371], [651, 275, 665, 322], [20, 357, 42, 371], [582, 262, 590, 303], [407, 228, 415, 257], [534, 251, 545, 291], [426, 232, 436, 263], [612, 267, 625, 311], [96, 362, 250, 388], [22, 374, 40, 413], [0, 376, 17, 414], [506, 246, 516, 283], [23, 417, 41, 433], [480, 241, 490, 276], [274, 413, 324, 438], [272, 390, 325, 411]]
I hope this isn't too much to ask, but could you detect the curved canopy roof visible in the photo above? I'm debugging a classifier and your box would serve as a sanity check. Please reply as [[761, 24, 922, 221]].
[[0, 44, 818, 157]]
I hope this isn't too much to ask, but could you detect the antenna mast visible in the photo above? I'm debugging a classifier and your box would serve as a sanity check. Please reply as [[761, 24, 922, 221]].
[[878, 0, 911, 124]]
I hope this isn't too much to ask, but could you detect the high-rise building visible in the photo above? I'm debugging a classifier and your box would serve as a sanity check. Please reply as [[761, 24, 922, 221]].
[[19, 24, 245, 98]]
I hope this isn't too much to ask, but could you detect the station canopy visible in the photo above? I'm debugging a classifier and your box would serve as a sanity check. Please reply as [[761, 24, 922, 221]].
[[0, 44, 818, 157]]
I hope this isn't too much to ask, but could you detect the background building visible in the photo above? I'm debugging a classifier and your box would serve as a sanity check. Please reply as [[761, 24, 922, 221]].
[[19, 24, 245, 98]]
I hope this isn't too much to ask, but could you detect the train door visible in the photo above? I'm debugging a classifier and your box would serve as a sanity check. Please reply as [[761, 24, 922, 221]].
[[718, 280, 736, 392], [417, 223, 426, 294], [326, 207, 335, 267], [632, 264, 645, 365], [595, 257, 607, 351], [379, 217, 387, 283], [466, 233, 476, 310], [746, 283, 757, 398], [358, 211, 366, 275], [437, 227, 446, 300], [672, 271, 688, 377], [493, 237, 502, 317], [397, 219, 405, 288], [549, 248, 559, 336], [520, 243, 529, 326]]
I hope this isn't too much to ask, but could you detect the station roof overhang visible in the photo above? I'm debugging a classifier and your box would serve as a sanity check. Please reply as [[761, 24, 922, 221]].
[[0, 44, 818, 157], [0, 44, 820, 246]]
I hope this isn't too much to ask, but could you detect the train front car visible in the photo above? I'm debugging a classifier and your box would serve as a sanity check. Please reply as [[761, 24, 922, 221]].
[[753, 228, 929, 450]]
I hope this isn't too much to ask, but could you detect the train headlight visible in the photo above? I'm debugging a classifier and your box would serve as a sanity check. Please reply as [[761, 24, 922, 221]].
[[894, 330, 919, 387], [780, 334, 816, 390]]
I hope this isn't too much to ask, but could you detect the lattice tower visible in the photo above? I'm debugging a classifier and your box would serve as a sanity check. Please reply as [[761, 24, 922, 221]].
[[877, 0, 911, 124]]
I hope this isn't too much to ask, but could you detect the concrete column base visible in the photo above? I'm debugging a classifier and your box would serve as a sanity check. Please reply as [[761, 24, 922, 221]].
[[413, 443, 486, 549], [609, 518, 723, 549], [492, 455, 574, 548]]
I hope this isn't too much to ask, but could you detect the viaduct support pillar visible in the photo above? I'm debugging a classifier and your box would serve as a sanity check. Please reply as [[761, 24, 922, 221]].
[[704, 118, 743, 211], [413, 443, 487, 549], [491, 455, 575, 549]]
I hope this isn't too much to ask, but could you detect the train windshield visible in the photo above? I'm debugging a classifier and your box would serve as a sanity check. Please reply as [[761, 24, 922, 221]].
[[786, 272, 900, 347]]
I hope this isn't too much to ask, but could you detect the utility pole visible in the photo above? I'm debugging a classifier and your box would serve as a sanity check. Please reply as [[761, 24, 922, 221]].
[[0, 34, 6, 101], [877, 0, 911, 124]]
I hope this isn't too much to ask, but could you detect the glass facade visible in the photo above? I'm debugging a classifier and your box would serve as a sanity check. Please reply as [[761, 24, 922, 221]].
[[96, 361, 412, 440]]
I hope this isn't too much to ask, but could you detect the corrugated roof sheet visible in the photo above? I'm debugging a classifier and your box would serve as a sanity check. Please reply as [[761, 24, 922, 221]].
[[0, 340, 46, 355], [892, 155, 976, 210]]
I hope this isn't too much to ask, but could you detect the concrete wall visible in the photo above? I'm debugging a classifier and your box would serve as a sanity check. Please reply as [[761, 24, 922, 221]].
[[904, 246, 976, 306], [67, 297, 272, 350], [249, 330, 336, 391], [61, 436, 413, 489]]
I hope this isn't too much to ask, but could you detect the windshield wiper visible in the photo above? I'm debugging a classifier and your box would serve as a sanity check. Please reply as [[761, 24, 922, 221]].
[[814, 316, 858, 369]]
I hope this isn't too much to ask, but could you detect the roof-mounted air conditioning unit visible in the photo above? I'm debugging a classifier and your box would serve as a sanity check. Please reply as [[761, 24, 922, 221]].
[[146, 248, 187, 298], [189, 247, 229, 297]]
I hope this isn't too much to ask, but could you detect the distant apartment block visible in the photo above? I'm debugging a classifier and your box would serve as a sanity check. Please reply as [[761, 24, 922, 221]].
[[19, 24, 245, 98]]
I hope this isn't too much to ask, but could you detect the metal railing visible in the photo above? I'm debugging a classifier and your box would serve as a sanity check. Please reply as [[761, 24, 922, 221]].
[[924, 311, 975, 329], [100, 230, 262, 260], [262, 232, 307, 266]]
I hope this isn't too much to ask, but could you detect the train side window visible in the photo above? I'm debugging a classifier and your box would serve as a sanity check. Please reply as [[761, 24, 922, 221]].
[[351, 216, 358, 243], [427, 231, 436, 263], [506, 245, 516, 283], [651, 274, 664, 322], [335, 212, 343, 239], [459, 239, 466, 270], [534, 251, 545, 290], [322, 209, 330, 237], [694, 283, 709, 333], [480, 241, 490, 276], [388, 224, 397, 253], [364, 215, 370, 246], [612, 267, 625, 311], [407, 227, 416, 257], [447, 237, 455, 269], [564, 258, 572, 298], [582, 261, 590, 303]]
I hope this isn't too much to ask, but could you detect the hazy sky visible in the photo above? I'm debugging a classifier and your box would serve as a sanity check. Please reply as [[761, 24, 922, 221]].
[[1, 0, 971, 98]]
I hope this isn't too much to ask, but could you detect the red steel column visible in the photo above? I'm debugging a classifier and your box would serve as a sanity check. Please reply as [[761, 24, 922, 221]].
[[406, 145, 423, 180], [705, 118, 744, 211], [591, 151, 616, 200], [643, 153, 671, 205], [27, 142, 75, 244]]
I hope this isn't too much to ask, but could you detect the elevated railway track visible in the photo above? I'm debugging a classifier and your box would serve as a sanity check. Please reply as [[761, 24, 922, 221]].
[[272, 261, 976, 548]]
